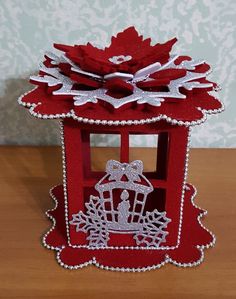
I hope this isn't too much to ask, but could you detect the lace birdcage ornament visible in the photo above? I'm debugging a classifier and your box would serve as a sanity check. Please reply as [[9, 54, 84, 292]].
[[96, 160, 153, 229], [70, 160, 171, 248]]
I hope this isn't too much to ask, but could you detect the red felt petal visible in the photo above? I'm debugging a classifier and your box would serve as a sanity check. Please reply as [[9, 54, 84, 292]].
[[137, 78, 170, 89], [150, 69, 187, 80], [70, 73, 102, 88], [53, 27, 177, 76], [104, 78, 134, 93], [108, 27, 148, 56], [175, 56, 191, 65], [79, 56, 115, 75], [58, 63, 72, 76], [43, 58, 57, 68], [193, 63, 211, 73], [54, 43, 75, 53]]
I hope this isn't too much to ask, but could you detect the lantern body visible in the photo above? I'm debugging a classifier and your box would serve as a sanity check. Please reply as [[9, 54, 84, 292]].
[[63, 119, 189, 249], [18, 27, 223, 271], [42, 119, 215, 270]]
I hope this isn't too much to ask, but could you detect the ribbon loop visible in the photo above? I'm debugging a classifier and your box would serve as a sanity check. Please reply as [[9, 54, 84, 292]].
[[106, 160, 143, 182]]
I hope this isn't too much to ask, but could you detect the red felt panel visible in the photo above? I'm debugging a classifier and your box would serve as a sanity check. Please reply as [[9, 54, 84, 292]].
[[62, 120, 188, 248], [104, 78, 134, 93], [71, 96, 206, 122], [63, 119, 88, 246], [120, 130, 129, 163], [95, 249, 166, 268], [33, 101, 72, 115]]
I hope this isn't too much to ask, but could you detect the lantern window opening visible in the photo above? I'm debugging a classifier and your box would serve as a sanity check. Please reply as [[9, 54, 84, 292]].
[[82, 129, 169, 184], [87, 131, 121, 174], [129, 132, 169, 180]]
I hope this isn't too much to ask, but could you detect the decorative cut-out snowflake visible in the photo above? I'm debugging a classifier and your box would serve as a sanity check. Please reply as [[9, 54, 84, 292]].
[[70, 196, 109, 247], [31, 54, 212, 109]]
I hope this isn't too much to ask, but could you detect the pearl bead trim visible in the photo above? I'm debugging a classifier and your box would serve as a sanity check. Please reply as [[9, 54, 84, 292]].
[[60, 121, 71, 246], [18, 88, 224, 127], [27, 91, 217, 270], [64, 126, 191, 251], [42, 184, 63, 251], [38, 112, 216, 271], [42, 122, 216, 271], [42, 183, 216, 271]]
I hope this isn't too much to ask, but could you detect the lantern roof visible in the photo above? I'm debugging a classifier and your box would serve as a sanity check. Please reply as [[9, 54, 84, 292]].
[[18, 26, 223, 126]]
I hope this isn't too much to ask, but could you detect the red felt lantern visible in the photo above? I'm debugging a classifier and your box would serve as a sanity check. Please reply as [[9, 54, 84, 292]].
[[18, 27, 223, 271]]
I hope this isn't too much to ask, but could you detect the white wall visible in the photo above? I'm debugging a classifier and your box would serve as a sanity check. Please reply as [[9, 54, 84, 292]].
[[0, 0, 235, 147]]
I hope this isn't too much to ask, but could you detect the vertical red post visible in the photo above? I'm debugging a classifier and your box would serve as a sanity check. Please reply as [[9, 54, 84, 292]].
[[63, 119, 87, 245], [164, 125, 189, 246], [120, 129, 129, 163]]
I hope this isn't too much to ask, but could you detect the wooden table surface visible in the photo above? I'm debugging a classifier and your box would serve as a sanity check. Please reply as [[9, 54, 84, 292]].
[[0, 147, 235, 299]]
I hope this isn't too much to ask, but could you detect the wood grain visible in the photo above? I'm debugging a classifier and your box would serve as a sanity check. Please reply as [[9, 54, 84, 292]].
[[0, 146, 235, 299]]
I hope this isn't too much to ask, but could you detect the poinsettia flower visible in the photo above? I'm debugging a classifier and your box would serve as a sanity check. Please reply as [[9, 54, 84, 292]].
[[18, 26, 223, 125], [49, 27, 178, 97], [54, 26, 177, 76]]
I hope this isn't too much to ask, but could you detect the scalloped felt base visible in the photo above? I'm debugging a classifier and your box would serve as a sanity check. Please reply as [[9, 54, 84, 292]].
[[43, 183, 215, 271]]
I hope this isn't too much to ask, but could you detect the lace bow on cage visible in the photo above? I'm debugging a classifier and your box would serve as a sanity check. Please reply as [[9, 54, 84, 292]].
[[106, 160, 143, 182]]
